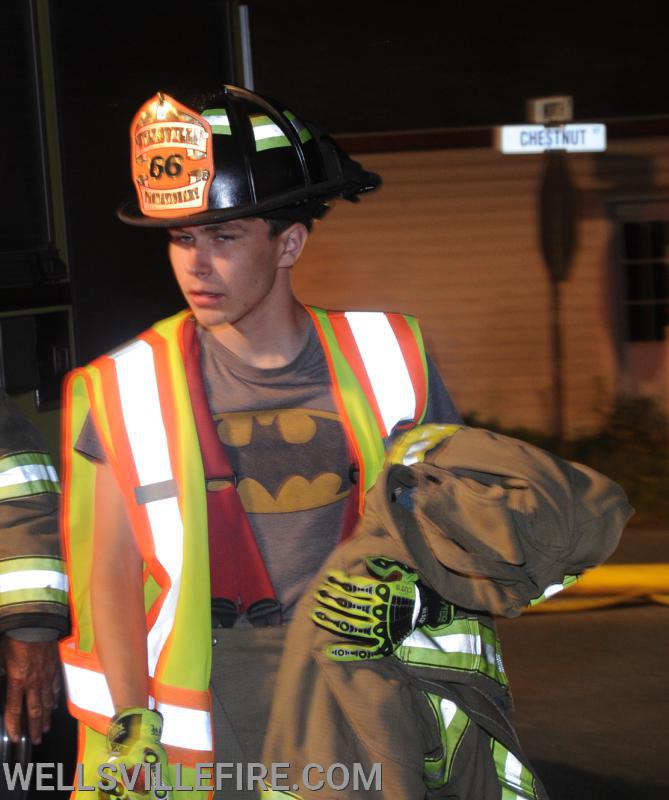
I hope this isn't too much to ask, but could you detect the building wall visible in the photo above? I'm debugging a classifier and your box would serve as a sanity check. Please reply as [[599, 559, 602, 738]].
[[293, 136, 669, 437]]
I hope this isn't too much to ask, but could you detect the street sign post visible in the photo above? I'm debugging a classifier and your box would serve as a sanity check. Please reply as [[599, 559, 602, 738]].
[[494, 97, 607, 446]]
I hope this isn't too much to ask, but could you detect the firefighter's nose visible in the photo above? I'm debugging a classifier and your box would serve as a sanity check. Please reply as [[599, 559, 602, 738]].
[[189, 247, 213, 277]]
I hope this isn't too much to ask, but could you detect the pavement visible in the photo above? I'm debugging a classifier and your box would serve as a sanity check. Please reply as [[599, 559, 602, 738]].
[[497, 524, 669, 799], [606, 523, 669, 564]]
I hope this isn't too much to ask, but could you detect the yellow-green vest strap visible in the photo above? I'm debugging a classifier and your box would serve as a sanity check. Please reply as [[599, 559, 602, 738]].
[[306, 306, 429, 496]]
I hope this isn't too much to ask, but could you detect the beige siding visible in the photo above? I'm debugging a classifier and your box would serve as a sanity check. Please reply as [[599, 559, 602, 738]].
[[293, 135, 669, 437]]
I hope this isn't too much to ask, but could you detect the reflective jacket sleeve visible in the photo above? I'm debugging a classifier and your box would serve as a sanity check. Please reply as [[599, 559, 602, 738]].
[[0, 391, 68, 636]]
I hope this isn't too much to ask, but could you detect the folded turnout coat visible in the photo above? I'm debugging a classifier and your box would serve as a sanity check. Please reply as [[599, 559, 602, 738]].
[[261, 427, 633, 799]]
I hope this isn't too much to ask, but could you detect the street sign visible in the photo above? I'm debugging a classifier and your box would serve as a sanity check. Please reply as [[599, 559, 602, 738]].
[[497, 123, 607, 154], [526, 95, 573, 124]]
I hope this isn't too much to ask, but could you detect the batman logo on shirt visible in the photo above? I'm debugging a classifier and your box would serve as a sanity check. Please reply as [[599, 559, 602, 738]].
[[213, 408, 351, 514]]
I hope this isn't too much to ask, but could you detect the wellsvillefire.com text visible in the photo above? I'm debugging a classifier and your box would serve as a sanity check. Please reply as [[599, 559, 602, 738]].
[[2, 761, 383, 793]]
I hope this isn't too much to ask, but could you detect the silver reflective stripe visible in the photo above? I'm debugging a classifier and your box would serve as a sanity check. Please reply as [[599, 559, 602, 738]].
[[529, 574, 579, 607], [401, 440, 435, 466], [63, 661, 213, 751], [157, 701, 213, 751], [403, 630, 498, 666], [112, 340, 172, 487], [440, 697, 458, 727], [505, 751, 524, 795], [423, 692, 471, 789], [63, 661, 115, 718], [201, 111, 231, 135], [0, 570, 68, 593], [112, 340, 184, 678], [144, 496, 184, 676], [410, 585, 421, 628], [253, 121, 285, 141], [0, 463, 58, 489], [283, 110, 312, 143], [0, 452, 60, 502], [491, 739, 537, 799], [204, 114, 229, 126], [345, 311, 416, 435]]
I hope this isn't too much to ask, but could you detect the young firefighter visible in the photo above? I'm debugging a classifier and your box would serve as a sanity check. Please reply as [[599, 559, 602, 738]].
[[59, 85, 461, 798]]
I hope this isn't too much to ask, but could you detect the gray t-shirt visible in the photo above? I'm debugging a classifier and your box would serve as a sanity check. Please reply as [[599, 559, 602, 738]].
[[75, 319, 461, 621]]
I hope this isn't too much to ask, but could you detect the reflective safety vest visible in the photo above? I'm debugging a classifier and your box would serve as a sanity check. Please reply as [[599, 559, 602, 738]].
[[60, 306, 429, 798]]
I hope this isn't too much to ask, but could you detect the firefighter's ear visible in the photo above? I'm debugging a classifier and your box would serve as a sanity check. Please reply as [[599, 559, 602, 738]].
[[276, 223, 308, 269]]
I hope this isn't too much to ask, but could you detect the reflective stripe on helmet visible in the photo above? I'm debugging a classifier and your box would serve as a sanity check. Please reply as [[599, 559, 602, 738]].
[[251, 114, 291, 151], [283, 110, 312, 143], [0, 451, 60, 502], [201, 108, 231, 135], [111, 339, 184, 678], [344, 311, 417, 436]]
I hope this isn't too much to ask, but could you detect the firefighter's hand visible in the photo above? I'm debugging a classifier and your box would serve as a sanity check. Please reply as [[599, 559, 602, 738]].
[[104, 707, 171, 800], [1, 637, 60, 745], [311, 557, 452, 661]]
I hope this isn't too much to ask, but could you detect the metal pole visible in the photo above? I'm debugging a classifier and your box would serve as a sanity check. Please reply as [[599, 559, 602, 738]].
[[549, 278, 564, 447], [540, 149, 576, 449]]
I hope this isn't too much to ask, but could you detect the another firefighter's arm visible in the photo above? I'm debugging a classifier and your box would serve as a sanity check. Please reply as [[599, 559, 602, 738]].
[[90, 458, 149, 710], [0, 391, 67, 744]]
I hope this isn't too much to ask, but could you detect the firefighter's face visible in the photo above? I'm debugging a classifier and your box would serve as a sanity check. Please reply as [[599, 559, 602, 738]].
[[167, 218, 306, 332]]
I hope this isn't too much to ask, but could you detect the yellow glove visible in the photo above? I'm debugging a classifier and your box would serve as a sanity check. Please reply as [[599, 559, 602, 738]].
[[386, 424, 461, 467], [103, 707, 171, 800], [312, 557, 454, 661]]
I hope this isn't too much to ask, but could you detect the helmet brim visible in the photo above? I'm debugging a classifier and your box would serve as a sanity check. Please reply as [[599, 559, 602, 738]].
[[117, 174, 381, 228]]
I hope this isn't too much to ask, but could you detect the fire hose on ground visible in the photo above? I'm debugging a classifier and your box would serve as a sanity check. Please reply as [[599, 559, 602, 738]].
[[525, 564, 669, 613]]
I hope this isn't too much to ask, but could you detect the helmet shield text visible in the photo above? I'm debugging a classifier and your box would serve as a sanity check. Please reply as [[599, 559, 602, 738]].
[[130, 93, 214, 219]]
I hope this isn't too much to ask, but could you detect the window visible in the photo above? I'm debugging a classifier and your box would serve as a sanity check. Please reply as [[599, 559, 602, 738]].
[[621, 217, 669, 342]]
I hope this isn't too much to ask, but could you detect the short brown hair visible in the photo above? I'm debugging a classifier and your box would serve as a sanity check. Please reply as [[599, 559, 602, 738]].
[[264, 217, 313, 237]]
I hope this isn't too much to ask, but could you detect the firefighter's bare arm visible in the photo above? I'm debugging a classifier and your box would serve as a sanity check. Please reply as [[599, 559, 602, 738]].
[[90, 458, 149, 710], [91, 464, 170, 799]]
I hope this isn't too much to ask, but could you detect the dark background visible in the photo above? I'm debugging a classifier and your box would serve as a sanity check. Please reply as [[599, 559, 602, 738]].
[[247, 0, 669, 132], [2, 0, 668, 366]]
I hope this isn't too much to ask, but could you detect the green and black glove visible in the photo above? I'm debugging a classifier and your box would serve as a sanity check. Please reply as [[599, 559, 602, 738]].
[[311, 557, 453, 661], [103, 707, 171, 800]]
